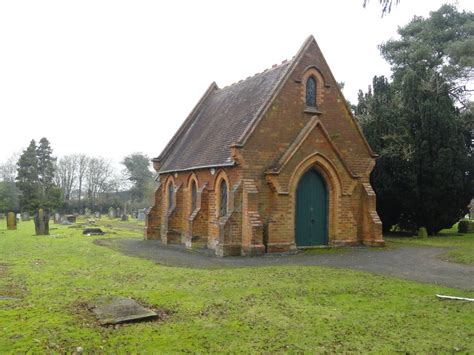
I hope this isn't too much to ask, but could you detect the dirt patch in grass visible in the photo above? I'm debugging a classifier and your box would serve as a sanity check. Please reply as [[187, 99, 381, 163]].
[[0, 263, 26, 299], [0, 263, 8, 277]]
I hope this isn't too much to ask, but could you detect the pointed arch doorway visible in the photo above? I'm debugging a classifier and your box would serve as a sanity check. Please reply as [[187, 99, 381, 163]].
[[295, 169, 328, 246]]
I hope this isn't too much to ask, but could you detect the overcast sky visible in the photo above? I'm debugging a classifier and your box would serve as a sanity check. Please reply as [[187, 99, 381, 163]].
[[0, 0, 472, 166]]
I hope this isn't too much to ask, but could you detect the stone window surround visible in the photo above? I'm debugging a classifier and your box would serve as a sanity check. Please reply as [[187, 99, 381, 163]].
[[301, 66, 326, 115], [164, 176, 176, 212], [214, 171, 230, 219], [188, 174, 199, 215]]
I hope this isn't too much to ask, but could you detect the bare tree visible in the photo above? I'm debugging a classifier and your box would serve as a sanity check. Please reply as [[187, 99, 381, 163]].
[[0, 152, 20, 182], [55, 155, 79, 200], [85, 157, 114, 206], [77, 154, 89, 205]]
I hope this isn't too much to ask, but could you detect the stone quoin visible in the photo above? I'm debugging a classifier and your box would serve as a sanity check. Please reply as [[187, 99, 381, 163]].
[[145, 35, 385, 256]]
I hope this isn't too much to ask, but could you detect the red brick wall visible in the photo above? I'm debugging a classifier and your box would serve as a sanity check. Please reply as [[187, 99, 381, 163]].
[[146, 39, 384, 255], [238, 40, 383, 250]]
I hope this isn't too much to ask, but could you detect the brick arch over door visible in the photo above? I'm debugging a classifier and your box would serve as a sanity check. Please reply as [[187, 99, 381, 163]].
[[288, 153, 342, 243]]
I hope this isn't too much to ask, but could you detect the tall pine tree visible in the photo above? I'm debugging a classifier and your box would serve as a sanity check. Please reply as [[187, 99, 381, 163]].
[[356, 70, 472, 235], [399, 69, 472, 234], [16, 138, 61, 213], [36, 137, 60, 210], [354, 76, 415, 232], [16, 140, 40, 213], [356, 4, 473, 235]]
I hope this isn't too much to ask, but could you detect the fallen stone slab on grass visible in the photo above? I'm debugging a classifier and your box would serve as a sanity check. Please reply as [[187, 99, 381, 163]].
[[88, 296, 157, 325], [82, 228, 105, 236]]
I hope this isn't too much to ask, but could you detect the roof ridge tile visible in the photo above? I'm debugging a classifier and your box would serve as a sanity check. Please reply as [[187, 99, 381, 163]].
[[218, 59, 290, 91]]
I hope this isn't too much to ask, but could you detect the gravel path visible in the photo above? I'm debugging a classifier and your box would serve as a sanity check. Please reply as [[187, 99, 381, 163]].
[[95, 238, 474, 291]]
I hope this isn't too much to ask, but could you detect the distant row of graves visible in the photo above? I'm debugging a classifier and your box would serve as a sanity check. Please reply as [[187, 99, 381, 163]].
[[1, 208, 148, 235]]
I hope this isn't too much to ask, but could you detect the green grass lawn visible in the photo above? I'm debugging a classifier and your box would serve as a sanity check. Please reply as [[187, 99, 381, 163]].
[[1, 219, 473, 353], [386, 224, 474, 265]]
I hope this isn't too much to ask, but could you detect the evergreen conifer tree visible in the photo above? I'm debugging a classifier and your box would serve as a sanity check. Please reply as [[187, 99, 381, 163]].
[[16, 138, 61, 213], [399, 69, 472, 234], [36, 137, 60, 210], [356, 4, 473, 234], [16, 140, 40, 213]]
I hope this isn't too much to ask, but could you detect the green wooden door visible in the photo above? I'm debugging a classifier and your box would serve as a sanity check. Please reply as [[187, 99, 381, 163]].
[[295, 169, 328, 246]]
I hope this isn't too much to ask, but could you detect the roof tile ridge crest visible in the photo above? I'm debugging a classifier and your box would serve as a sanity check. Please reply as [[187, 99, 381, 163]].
[[220, 59, 291, 90], [154, 81, 218, 163], [234, 35, 315, 146]]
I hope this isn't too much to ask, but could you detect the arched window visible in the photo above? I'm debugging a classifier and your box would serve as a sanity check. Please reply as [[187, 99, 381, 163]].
[[219, 179, 228, 217], [191, 180, 197, 212], [306, 76, 317, 107], [167, 182, 174, 211]]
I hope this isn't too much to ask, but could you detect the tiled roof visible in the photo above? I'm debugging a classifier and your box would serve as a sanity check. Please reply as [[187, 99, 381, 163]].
[[157, 61, 292, 173]]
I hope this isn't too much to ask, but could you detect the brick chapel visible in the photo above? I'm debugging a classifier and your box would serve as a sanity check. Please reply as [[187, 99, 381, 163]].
[[145, 36, 385, 256]]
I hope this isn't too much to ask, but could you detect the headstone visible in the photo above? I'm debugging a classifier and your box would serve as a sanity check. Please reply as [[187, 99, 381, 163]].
[[121, 214, 128, 221], [66, 215, 76, 223], [88, 296, 158, 325], [7, 212, 17, 230], [116, 208, 121, 218], [137, 211, 146, 221], [16, 213, 21, 222], [34, 208, 49, 235], [54, 213, 61, 224], [95, 211, 101, 219], [0, 213, 5, 220], [108, 208, 115, 219], [21, 212, 30, 221], [418, 227, 428, 238], [82, 228, 104, 236]]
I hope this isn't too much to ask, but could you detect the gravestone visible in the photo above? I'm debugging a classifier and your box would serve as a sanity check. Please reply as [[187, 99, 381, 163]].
[[7, 212, 17, 230], [21, 212, 30, 221], [418, 227, 428, 238], [95, 211, 101, 219], [34, 209, 49, 235], [88, 296, 157, 325], [83, 228, 104, 236], [66, 215, 76, 223], [116, 208, 121, 218], [121, 214, 128, 221], [16, 213, 21, 222], [0, 213, 4, 220], [108, 208, 115, 219], [54, 213, 61, 224], [137, 210, 146, 221]]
